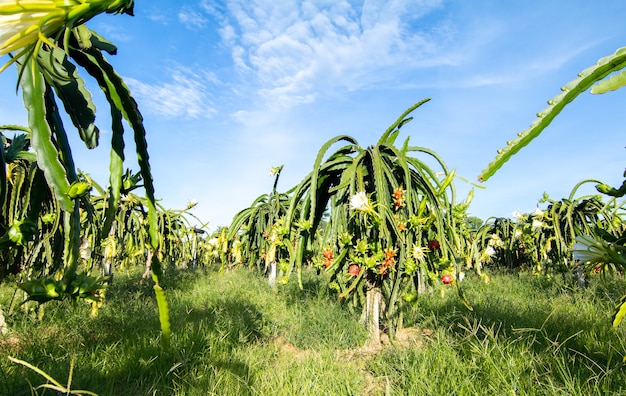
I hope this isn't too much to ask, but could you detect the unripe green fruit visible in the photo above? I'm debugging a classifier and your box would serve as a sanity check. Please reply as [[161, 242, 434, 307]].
[[7, 219, 37, 246], [67, 181, 92, 199], [41, 213, 56, 224], [403, 293, 418, 303]]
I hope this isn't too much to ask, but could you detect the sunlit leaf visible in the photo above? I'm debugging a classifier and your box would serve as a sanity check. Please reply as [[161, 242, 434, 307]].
[[613, 295, 626, 327], [591, 69, 626, 94]]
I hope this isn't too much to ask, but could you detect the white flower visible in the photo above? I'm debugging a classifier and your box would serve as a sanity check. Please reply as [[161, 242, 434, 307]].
[[488, 234, 504, 248], [572, 234, 626, 266], [532, 219, 543, 231], [572, 235, 604, 264], [514, 229, 523, 239], [485, 245, 497, 257], [512, 210, 523, 220], [79, 238, 91, 260], [533, 207, 544, 217], [412, 245, 429, 262], [349, 191, 372, 212], [207, 237, 219, 247]]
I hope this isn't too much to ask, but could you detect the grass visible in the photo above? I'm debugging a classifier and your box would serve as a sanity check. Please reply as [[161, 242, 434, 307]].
[[368, 272, 626, 395], [0, 267, 626, 395]]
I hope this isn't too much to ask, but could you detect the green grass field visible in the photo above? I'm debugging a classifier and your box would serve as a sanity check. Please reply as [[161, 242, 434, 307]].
[[1, 268, 626, 395]]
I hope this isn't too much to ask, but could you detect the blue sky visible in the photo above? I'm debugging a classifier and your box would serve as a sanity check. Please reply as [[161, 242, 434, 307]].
[[1, 0, 626, 230]]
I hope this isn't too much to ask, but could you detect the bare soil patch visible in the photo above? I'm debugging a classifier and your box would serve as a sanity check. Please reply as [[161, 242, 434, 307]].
[[270, 327, 432, 395]]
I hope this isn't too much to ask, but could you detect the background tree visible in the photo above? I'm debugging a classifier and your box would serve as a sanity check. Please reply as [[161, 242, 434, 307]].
[[228, 165, 294, 284], [284, 99, 472, 342]]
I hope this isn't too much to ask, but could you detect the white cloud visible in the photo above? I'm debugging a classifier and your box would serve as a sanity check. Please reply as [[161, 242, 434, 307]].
[[146, 12, 169, 25], [208, 0, 449, 109], [178, 6, 209, 30], [125, 66, 219, 119], [204, 0, 529, 105], [90, 22, 132, 42]]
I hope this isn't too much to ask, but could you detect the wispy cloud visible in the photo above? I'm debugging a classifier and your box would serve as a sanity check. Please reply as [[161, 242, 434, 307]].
[[90, 22, 132, 42], [202, 0, 451, 109], [146, 11, 170, 25], [125, 66, 219, 119], [179, 5, 209, 30]]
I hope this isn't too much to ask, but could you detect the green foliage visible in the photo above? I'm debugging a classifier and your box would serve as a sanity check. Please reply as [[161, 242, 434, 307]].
[[596, 177, 626, 198], [7, 356, 98, 396], [0, 268, 368, 394], [466, 215, 483, 231], [82, 170, 202, 271], [18, 62, 74, 213], [614, 295, 626, 328], [474, 187, 623, 280], [277, 99, 471, 339], [17, 272, 108, 305], [476, 41, 626, 331], [1, 5, 172, 347], [0, 131, 66, 281], [2, 269, 625, 395], [591, 69, 626, 94], [381, 271, 626, 394], [572, 227, 626, 327], [228, 166, 293, 274]]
